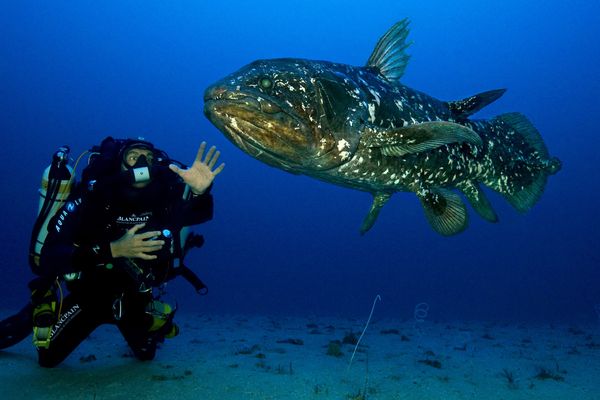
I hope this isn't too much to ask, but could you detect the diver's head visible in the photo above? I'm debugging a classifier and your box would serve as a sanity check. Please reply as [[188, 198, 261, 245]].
[[120, 139, 156, 188]]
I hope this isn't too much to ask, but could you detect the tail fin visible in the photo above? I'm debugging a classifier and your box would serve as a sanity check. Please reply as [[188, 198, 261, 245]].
[[490, 113, 561, 212]]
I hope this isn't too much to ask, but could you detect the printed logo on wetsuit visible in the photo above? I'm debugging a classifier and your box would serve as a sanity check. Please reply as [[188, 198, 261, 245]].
[[115, 212, 153, 227], [50, 303, 82, 340]]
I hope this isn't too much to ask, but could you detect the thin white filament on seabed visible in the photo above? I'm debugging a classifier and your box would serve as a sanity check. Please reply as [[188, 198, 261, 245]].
[[348, 294, 382, 370]]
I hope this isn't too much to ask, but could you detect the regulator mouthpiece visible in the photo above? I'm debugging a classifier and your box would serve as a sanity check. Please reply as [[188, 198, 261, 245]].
[[131, 154, 151, 183]]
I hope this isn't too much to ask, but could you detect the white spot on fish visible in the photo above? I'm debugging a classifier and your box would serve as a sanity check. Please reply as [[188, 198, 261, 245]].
[[338, 140, 351, 161], [368, 89, 381, 106], [368, 103, 376, 123], [337, 139, 350, 151]]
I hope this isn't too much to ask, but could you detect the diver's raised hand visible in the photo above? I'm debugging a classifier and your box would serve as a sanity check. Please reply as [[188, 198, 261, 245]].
[[168, 141, 225, 195], [110, 223, 164, 260]]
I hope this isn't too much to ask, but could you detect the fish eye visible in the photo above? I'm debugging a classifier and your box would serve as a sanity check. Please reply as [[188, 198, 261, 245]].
[[259, 77, 273, 89]]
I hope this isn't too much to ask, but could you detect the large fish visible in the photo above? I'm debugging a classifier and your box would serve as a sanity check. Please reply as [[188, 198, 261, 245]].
[[204, 20, 561, 235]]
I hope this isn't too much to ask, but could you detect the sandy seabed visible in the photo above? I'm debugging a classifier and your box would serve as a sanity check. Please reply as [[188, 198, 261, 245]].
[[1, 312, 599, 400]]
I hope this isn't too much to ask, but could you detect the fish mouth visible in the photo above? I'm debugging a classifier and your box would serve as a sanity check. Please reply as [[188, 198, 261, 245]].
[[204, 87, 313, 170]]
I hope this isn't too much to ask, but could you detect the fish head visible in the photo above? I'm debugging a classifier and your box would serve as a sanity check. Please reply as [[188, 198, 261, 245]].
[[204, 59, 365, 174]]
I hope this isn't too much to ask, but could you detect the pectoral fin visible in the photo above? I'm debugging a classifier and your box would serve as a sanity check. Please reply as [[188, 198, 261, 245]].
[[417, 188, 467, 236], [360, 192, 392, 235], [363, 121, 482, 157]]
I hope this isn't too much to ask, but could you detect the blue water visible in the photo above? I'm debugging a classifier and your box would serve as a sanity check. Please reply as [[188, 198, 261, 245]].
[[1, 0, 599, 323]]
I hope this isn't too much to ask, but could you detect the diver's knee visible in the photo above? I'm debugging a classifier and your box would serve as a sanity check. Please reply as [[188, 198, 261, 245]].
[[133, 347, 156, 361], [37, 354, 61, 368]]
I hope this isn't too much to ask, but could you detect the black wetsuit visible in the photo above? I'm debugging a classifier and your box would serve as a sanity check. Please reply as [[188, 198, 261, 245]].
[[1, 170, 212, 367]]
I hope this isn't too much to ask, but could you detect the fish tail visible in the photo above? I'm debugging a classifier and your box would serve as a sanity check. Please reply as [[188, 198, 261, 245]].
[[486, 113, 561, 213]]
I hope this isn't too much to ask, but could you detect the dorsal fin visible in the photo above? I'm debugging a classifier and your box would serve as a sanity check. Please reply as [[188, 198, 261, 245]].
[[447, 89, 506, 120], [366, 19, 412, 83]]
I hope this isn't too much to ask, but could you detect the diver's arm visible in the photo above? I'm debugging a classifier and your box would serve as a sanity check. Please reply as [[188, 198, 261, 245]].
[[38, 198, 112, 278], [183, 186, 214, 225], [167, 141, 221, 227], [163, 183, 214, 229], [109, 223, 164, 259]]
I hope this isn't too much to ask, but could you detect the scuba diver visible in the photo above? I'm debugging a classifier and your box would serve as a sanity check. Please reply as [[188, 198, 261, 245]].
[[0, 137, 224, 367]]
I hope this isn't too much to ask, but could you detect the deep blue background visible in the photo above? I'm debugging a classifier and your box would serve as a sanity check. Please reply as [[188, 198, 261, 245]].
[[1, 0, 598, 323]]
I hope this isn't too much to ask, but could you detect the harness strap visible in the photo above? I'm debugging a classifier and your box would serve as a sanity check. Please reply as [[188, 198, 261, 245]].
[[166, 265, 208, 295]]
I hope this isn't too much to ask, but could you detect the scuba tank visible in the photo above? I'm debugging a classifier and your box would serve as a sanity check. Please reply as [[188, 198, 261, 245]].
[[29, 146, 74, 270], [28, 146, 73, 348]]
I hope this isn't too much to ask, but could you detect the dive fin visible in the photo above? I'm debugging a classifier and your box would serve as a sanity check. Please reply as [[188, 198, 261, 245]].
[[417, 188, 468, 236], [363, 121, 482, 157], [455, 180, 498, 222], [447, 89, 506, 120], [360, 192, 392, 235], [0, 303, 33, 350], [366, 19, 412, 83]]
